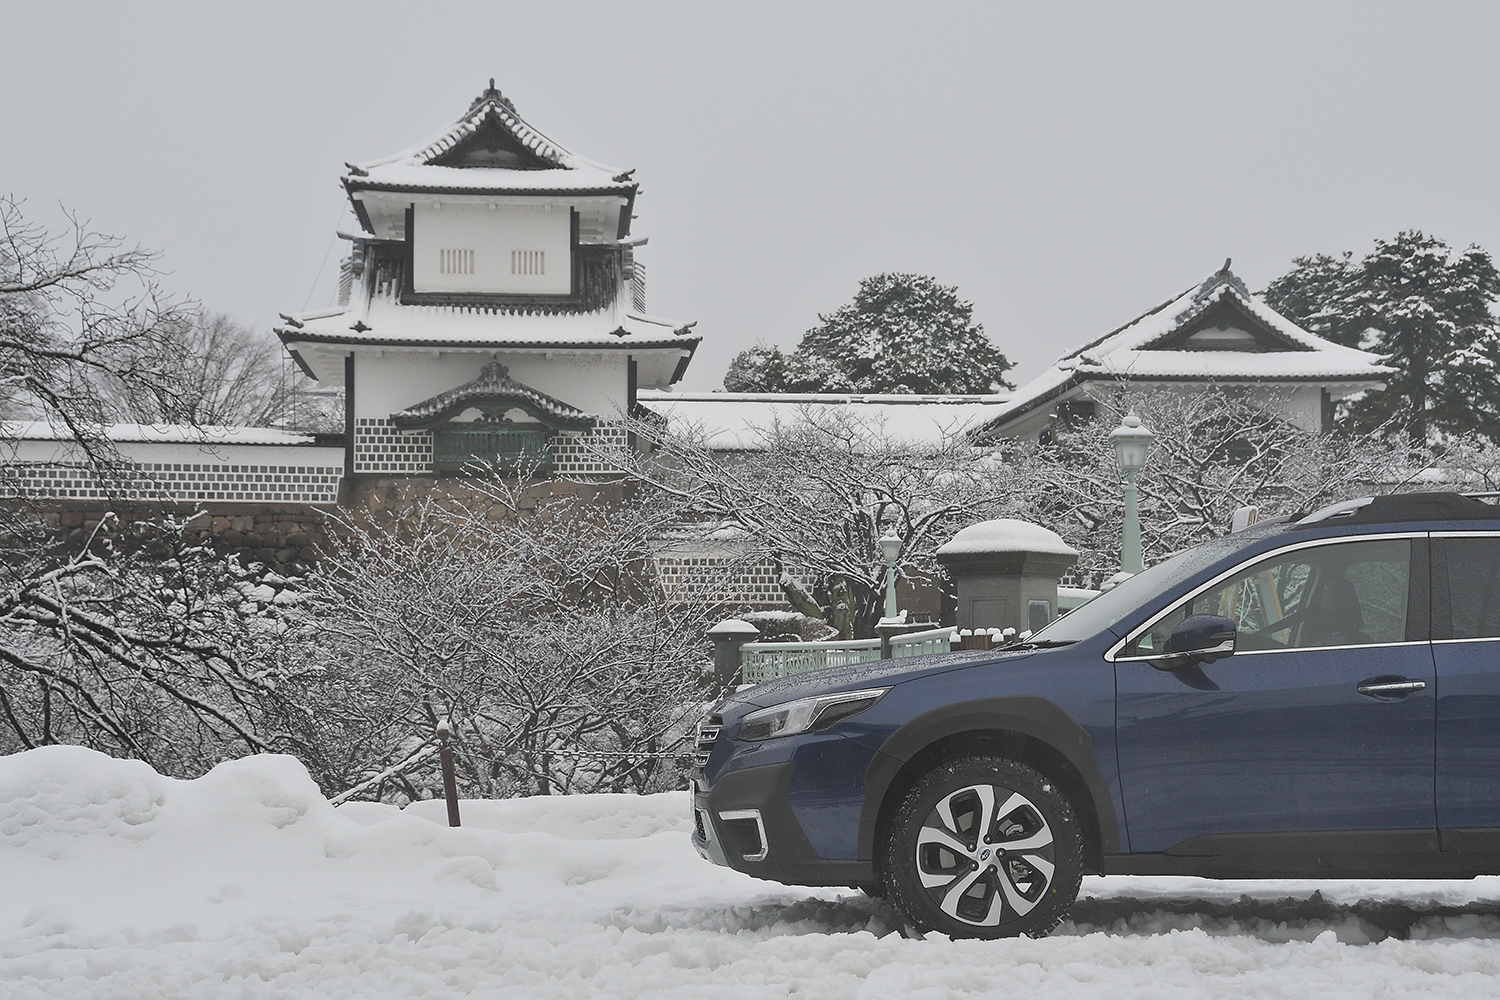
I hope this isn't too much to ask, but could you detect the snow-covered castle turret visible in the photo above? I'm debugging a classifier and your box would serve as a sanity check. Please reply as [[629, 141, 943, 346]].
[[275, 80, 700, 478]]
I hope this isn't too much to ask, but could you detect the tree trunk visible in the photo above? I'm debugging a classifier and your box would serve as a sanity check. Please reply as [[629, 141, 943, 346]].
[[1406, 323, 1428, 447]]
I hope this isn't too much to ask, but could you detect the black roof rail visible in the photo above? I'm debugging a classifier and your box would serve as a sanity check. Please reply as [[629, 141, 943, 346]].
[[1290, 491, 1499, 528]]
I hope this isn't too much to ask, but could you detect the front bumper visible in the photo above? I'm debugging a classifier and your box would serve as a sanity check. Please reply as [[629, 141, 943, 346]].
[[690, 760, 873, 887]]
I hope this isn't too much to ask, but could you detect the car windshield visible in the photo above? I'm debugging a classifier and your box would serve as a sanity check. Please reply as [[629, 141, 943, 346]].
[[1030, 532, 1265, 644]]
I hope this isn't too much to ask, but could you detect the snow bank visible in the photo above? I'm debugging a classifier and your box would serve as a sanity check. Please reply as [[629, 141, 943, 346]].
[[4, 747, 1500, 998]]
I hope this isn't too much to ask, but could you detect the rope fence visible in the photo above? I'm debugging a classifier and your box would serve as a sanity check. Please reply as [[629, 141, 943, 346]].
[[328, 740, 439, 806]]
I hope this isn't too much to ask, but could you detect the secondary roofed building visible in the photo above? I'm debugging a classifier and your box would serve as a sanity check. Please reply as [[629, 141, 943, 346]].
[[972, 262, 1394, 444], [275, 80, 700, 480]]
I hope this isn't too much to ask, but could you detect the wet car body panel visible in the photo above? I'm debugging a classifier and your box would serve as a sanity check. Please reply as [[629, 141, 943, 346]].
[[692, 500, 1500, 887]]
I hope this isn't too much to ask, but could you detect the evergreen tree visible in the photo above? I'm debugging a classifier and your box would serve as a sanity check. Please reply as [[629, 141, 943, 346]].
[[724, 273, 1013, 394], [1263, 232, 1500, 444]]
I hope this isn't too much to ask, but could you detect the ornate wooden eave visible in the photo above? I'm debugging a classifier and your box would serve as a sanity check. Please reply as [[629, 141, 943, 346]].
[[389, 361, 595, 432]]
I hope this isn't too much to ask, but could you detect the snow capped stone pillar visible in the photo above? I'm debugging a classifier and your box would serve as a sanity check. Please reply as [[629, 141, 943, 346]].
[[935, 520, 1079, 634], [707, 618, 760, 686]]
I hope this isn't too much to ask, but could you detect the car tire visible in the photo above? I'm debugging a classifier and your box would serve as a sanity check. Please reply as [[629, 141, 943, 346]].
[[880, 754, 1084, 939]]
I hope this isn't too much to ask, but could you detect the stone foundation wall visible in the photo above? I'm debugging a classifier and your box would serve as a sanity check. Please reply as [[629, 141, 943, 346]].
[[24, 502, 337, 576]]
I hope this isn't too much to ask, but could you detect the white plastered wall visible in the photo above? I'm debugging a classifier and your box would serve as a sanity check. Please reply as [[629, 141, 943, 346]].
[[411, 204, 571, 295], [353, 350, 629, 420], [1077, 381, 1325, 433], [993, 379, 1343, 442], [3, 439, 345, 503]]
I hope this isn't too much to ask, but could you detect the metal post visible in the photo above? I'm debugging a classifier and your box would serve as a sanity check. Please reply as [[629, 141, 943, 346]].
[[1110, 411, 1152, 577], [437, 719, 461, 828], [1121, 466, 1143, 575], [879, 529, 901, 620]]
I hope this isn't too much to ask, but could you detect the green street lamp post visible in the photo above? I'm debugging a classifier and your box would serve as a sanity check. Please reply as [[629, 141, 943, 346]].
[[1109, 411, 1154, 576], [879, 529, 902, 620]]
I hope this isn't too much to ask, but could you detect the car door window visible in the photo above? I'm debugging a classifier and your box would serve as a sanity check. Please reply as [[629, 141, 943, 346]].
[[1443, 537, 1500, 638], [1124, 538, 1412, 656]]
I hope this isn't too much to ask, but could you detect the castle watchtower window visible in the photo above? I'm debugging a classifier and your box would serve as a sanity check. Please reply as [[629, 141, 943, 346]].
[[440, 249, 475, 275], [511, 250, 545, 276]]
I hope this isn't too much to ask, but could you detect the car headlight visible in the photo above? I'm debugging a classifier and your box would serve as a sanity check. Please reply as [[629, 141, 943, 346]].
[[735, 687, 890, 742]]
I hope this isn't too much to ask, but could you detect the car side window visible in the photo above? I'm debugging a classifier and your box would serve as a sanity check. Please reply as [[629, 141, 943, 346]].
[[1444, 536, 1500, 638], [1123, 538, 1412, 656]]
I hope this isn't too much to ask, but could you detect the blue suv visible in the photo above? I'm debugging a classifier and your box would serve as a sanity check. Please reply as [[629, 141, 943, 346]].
[[691, 492, 1500, 938]]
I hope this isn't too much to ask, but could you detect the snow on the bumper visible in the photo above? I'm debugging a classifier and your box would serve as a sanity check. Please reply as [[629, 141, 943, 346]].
[[3, 747, 1500, 998]]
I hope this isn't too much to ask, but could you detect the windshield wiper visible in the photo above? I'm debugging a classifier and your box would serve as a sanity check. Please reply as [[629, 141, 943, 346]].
[[1008, 639, 1077, 651]]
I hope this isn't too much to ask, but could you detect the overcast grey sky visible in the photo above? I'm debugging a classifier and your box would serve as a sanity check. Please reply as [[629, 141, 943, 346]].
[[6, 2, 1499, 391]]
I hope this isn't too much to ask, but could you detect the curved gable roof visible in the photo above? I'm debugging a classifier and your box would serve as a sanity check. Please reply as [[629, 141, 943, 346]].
[[974, 262, 1396, 441], [344, 81, 635, 196], [389, 360, 595, 431]]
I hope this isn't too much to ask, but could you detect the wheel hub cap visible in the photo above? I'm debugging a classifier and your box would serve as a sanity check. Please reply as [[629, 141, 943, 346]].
[[915, 783, 1056, 927]]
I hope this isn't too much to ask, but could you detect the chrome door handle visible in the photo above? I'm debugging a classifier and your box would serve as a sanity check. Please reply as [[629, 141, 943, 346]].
[[1357, 679, 1427, 697]]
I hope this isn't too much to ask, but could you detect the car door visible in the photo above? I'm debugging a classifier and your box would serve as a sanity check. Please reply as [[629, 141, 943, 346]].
[[1113, 534, 1436, 855], [1432, 533, 1500, 852]]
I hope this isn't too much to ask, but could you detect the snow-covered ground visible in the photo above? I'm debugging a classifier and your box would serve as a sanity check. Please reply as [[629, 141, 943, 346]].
[[4, 748, 1500, 998]]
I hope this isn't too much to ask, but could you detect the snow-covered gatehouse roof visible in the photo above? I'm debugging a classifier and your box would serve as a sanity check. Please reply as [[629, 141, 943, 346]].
[[973, 262, 1395, 442], [636, 392, 1013, 450]]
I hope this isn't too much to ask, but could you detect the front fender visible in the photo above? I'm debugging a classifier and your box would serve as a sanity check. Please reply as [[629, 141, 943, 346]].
[[856, 695, 1121, 861]]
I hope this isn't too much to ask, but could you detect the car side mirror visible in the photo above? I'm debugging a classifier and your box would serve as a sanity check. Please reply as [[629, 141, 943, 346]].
[[1154, 614, 1236, 670]]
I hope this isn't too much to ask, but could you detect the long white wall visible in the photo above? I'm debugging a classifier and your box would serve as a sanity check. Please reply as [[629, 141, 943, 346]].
[[2, 438, 344, 504]]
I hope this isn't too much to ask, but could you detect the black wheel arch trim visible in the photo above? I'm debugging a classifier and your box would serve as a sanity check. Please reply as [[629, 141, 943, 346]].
[[857, 696, 1120, 863]]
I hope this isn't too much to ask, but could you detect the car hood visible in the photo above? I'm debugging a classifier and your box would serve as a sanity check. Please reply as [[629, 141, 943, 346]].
[[728, 648, 1036, 709]]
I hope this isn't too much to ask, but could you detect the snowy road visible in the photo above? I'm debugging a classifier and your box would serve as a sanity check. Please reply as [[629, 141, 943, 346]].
[[3, 748, 1500, 998]]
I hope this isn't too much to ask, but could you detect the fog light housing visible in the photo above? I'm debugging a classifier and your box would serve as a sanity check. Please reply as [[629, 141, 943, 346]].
[[718, 808, 768, 861]]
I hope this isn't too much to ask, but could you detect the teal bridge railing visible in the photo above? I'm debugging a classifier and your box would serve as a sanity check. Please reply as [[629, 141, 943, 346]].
[[739, 626, 957, 685]]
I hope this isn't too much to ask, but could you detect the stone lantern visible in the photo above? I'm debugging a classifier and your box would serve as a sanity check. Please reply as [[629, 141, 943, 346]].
[[936, 520, 1079, 634], [707, 618, 760, 686]]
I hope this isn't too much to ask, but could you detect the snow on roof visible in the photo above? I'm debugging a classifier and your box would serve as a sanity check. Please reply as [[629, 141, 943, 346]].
[[349, 164, 628, 195], [637, 392, 1012, 450], [277, 293, 698, 350], [936, 519, 1079, 558], [346, 82, 632, 197], [3, 422, 318, 446], [978, 264, 1396, 438]]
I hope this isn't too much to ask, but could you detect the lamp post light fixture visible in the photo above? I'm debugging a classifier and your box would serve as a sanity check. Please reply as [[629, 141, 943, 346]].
[[879, 529, 902, 620], [1109, 411, 1154, 576]]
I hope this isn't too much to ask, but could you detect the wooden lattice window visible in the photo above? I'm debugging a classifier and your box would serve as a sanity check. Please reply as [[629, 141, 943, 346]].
[[439, 249, 475, 275], [511, 250, 545, 276]]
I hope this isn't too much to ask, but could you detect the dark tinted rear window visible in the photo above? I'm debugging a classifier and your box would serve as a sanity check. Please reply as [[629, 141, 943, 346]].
[[1445, 536, 1500, 639]]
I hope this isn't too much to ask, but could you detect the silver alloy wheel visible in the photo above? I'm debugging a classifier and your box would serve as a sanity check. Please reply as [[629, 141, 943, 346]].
[[915, 783, 1056, 927]]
